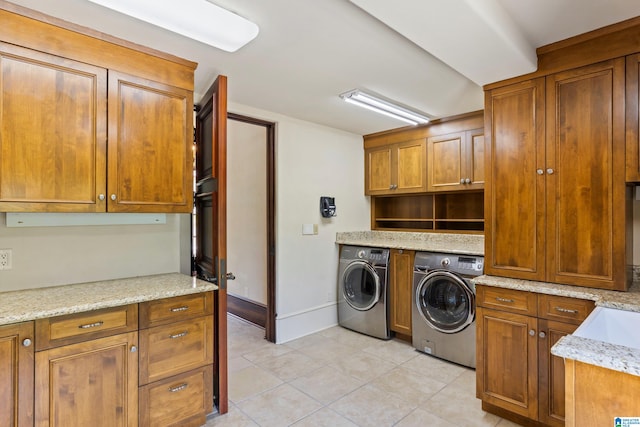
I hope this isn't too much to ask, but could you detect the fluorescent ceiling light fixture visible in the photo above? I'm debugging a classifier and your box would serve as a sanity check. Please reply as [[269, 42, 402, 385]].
[[87, 0, 259, 52], [339, 89, 430, 125]]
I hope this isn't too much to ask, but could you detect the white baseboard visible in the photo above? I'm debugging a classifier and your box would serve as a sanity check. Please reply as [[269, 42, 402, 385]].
[[275, 302, 338, 344]]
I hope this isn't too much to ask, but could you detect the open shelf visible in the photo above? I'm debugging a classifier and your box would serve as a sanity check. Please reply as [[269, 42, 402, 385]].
[[372, 191, 484, 233]]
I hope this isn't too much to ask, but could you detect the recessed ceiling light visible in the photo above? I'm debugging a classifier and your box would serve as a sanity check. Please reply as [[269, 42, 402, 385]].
[[87, 0, 259, 52]]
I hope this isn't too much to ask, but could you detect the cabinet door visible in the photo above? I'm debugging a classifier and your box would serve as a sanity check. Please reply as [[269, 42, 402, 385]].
[[365, 146, 393, 195], [35, 332, 138, 427], [427, 132, 466, 192], [476, 307, 538, 419], [484, 79, 546, 281], [0, 322, 34, 427], [389, 249, 414, 336], [538, 319, 576, 427], [0, 42, 107, 212], [465, 128, 485, 189], [626, 53, 640, 182], [108, 71, 193, 213], [395, 139, 427, 193], [545, 59, 627, 289]]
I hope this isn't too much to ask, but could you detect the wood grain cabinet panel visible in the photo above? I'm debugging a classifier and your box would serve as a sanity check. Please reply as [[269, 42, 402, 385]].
[[0, 7, 196, 213], [627, 53, 640, 182], [107, 72, 193, 213], [484, 78, 546, 281], [0, 42, 107, 212], [365, 139, 426, 195], [389, 249, 414, 336], [427, 128, 484, 192], [140, 292, 214, 329], [477, 285, 595, 426], [0, 322, 34, 427], [485, 59, 628, 291], [35, 331, 138, 427]]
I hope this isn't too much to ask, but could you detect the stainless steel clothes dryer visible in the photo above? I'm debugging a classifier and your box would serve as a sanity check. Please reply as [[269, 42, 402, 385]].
[[412, 252, 484, 368], [338, 246, 391, 340]]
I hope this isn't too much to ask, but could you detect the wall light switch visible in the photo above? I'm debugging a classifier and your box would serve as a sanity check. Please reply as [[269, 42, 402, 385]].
[[302, 224, 318, 235]]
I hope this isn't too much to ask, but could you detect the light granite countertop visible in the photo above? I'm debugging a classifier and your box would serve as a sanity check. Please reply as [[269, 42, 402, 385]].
[[0, 273, 217, 326], [473, 275, 640, 376], [336, 231, 484, 255]]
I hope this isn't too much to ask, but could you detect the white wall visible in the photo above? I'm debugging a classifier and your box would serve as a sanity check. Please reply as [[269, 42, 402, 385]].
[[0, 213, 190, 292], [228, 102, 371, 343]]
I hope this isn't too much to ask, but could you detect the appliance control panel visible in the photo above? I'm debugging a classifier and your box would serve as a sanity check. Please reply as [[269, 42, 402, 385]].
[[457, 256, 483, 272], [413, 252, 484, 276]]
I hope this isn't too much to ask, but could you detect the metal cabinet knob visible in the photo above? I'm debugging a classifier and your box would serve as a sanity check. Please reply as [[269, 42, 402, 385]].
[[546, 168, 554, 175], [465, 178, 471, 184], [529, 329, 536, 336], [536, 169, 544, 175], [98, 194, 105, 201], [110, 194, 117, 201], [130, 345, 137, 353], [539, 331, 546, 339], [22, 338, 32, 347], [460, 179, 465, 184]]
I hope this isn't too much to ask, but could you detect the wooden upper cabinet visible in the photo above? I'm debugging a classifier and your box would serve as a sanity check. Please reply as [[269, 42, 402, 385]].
[[108, 72, 193, 212], [0, 322, 34, 427], [545, 59, 627, 289], [484, 78, 546, 281], [427, 128, 484, 191], [485, 59, 628, 290], [0, 6, 196, 213], [0, 42, 107, 212], [365, 139, 426, 195], [627, 53, 640, 181]]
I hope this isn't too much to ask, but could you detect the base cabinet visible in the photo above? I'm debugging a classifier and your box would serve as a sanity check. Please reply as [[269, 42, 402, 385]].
[[476, 285, 594, 427], [389, 249, 415, 337], [35, 332, 139, 427], [0, 322, 34, 427]]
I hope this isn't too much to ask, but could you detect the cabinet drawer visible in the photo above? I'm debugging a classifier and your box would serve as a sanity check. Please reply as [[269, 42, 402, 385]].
[[139, 315, 214, 384], [537, 294, 595, 325], [139, 365, 213, 427], [35, 304, 138, 351], [476, 286, 537, 315], [139, 292, 213, 329]]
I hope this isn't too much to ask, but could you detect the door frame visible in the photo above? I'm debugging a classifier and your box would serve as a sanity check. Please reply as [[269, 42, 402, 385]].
[[227, 112, 276, 343]]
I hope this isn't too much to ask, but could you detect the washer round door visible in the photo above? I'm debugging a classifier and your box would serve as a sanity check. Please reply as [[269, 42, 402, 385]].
[[341, 260, 380, 311], [415, 270, 474, 333]]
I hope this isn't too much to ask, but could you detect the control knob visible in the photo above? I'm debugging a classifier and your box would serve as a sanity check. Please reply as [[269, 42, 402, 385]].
[[441, 258, 450, 268]]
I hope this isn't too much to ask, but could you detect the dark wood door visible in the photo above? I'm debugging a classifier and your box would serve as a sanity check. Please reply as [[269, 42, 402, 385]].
[[545, 59, 627, 289], [195, 75, 228, 414], [484, 78, 546, 281], [0, 322, 34, 427]]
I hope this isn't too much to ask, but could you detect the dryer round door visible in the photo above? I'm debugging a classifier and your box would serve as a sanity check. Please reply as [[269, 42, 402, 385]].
[[341, 260, 381, 311], [415, 270, 474, 333]]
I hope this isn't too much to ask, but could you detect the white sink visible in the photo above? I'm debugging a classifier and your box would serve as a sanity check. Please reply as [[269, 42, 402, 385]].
[[573, 306, 640, 350]]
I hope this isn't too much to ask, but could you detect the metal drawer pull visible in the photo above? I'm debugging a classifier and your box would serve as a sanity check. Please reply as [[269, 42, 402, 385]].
[[170, 306, 189, 312], [169, 383, 188, 393], [170, 331, 188, 339], [555, 307, 578, 314], [79, 321, 104, 329], [495, 297, 515, 303]]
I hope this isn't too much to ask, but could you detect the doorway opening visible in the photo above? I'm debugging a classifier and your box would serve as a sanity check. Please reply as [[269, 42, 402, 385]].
[[226, 113, 276, 343]]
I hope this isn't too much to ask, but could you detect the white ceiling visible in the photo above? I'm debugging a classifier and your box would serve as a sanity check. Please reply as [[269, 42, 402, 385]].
[[6, 0, 640, 135]]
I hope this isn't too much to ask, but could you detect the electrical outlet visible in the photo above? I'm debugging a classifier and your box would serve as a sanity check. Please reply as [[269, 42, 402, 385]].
[[0, 249, 12, 270]]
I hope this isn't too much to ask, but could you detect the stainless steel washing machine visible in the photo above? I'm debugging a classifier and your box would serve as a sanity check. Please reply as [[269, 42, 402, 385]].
[[338, 245, 391, 340], [412, 252, 484, 368]]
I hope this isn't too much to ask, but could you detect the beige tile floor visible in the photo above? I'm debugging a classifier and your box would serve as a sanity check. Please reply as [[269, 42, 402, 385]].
[[205, 315, 520, 427]]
